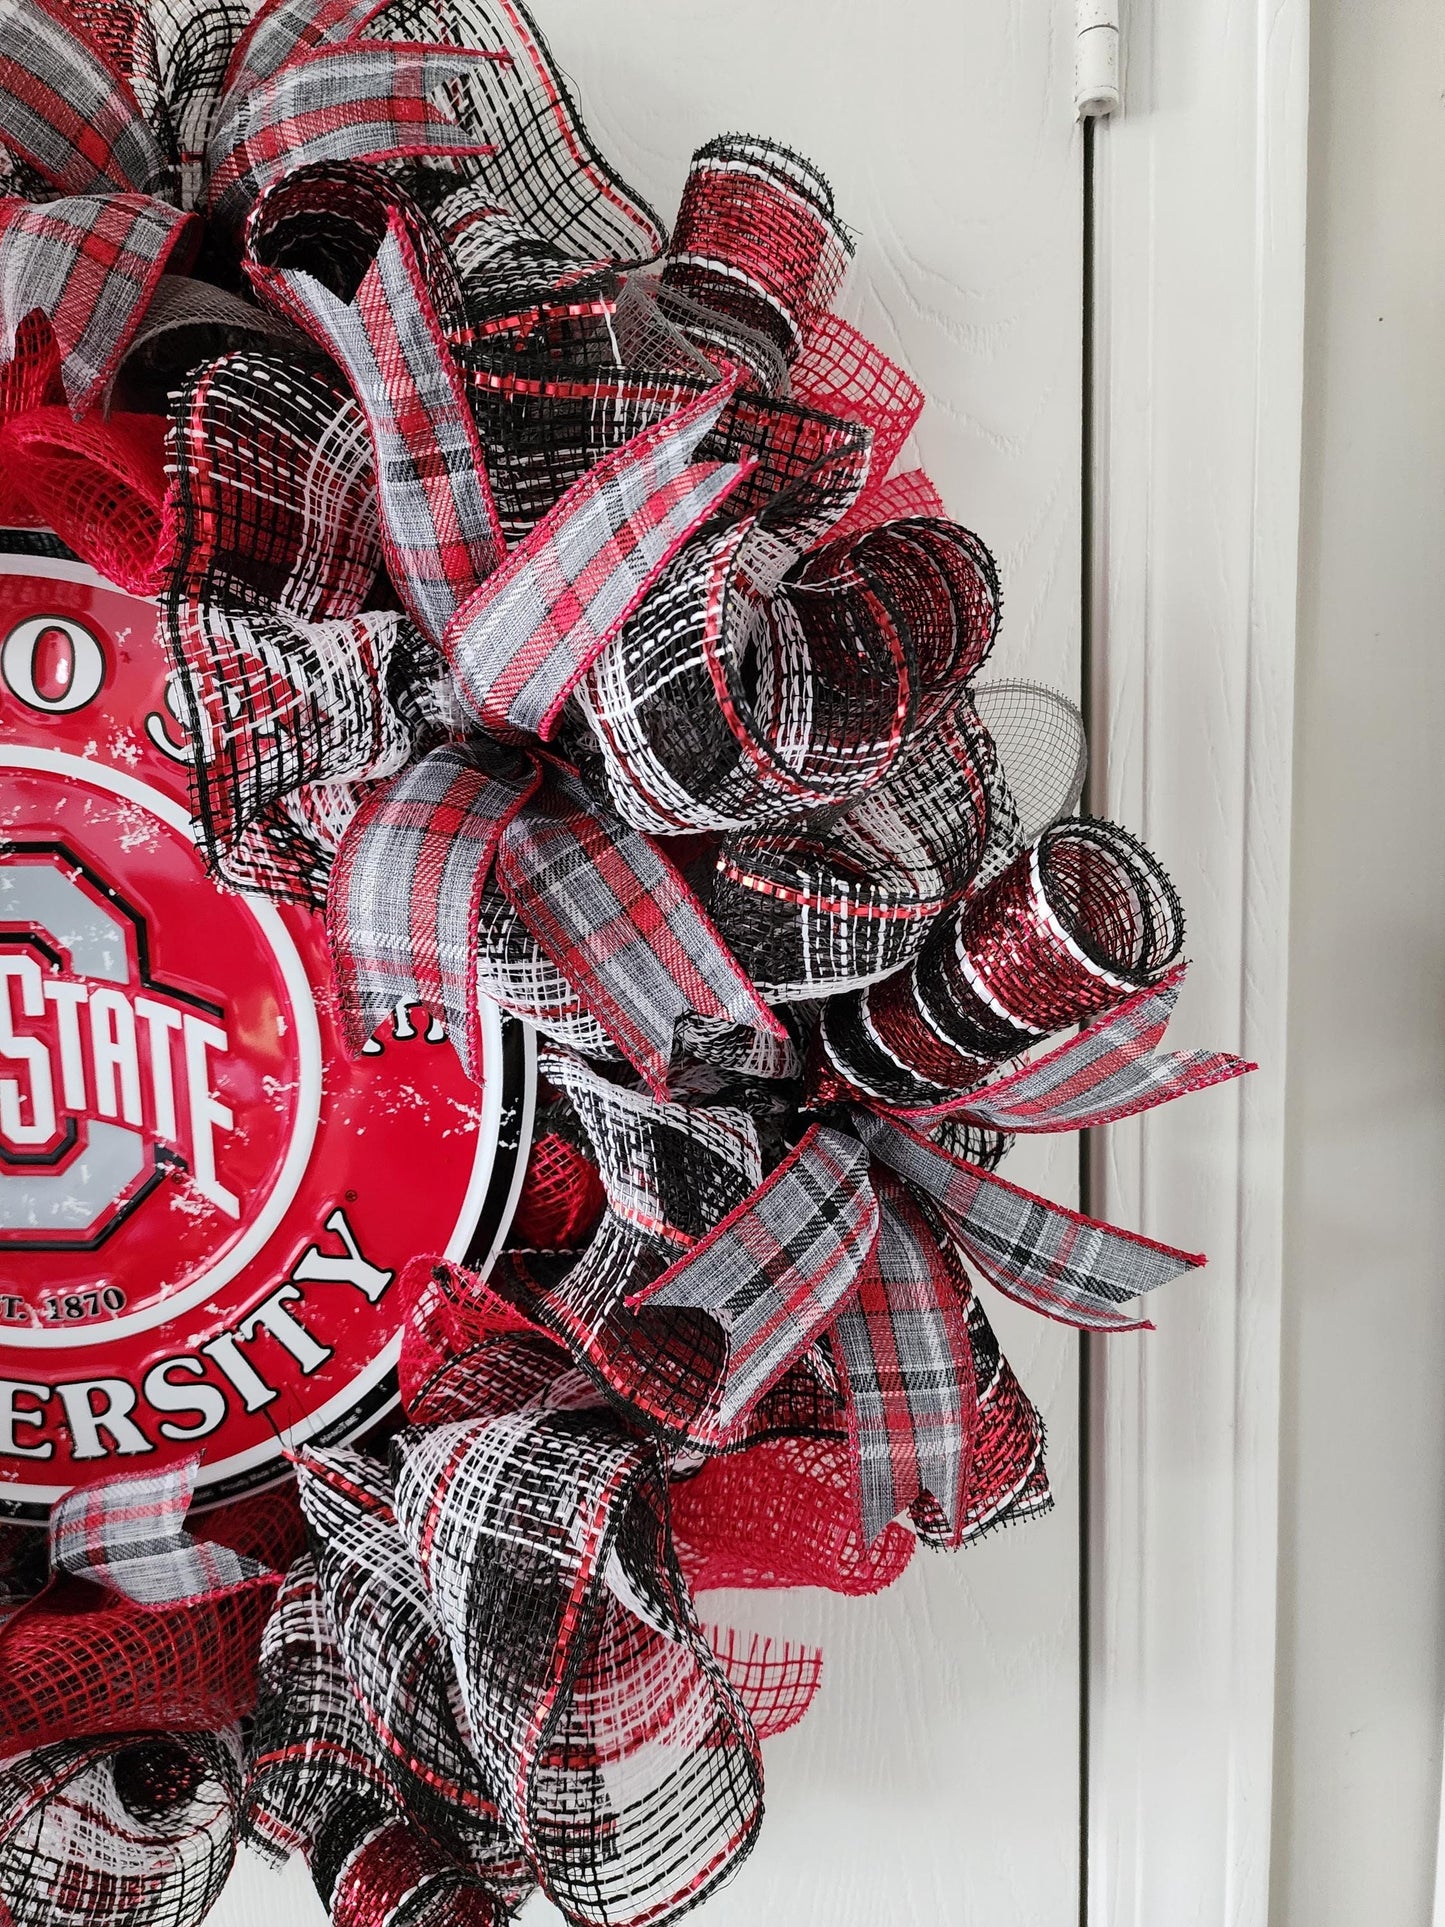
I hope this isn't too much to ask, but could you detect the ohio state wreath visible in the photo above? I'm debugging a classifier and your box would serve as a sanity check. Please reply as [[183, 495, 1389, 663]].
[[0, 1, 1252, 1922]]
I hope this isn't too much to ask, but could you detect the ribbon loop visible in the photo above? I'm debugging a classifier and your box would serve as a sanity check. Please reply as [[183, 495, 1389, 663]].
[[392, 1412, 763, 1927], [0, 193, 197, 413], [0, 0, 173, 196], [442, 376, 749, 741]]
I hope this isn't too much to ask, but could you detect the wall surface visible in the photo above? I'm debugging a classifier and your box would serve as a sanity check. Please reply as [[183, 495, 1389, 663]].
[[1273, 2, 1445, 1921]]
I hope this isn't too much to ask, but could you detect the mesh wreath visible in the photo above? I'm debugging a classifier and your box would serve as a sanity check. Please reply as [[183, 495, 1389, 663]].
[[0, 1, 1253, 1922]]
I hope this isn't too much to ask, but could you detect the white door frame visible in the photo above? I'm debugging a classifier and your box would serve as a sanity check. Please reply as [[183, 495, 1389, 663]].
[[1084, 2, 1309, 1922]]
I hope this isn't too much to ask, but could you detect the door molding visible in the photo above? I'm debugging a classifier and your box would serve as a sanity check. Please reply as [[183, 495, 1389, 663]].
[[1084, 3, 1309, 1922]]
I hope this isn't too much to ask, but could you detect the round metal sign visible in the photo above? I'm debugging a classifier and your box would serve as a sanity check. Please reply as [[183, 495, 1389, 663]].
[[0, 542, 533, 1519]]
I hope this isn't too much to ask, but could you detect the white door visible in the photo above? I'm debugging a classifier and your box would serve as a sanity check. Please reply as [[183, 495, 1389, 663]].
[[216, 5, 1087, 1922]]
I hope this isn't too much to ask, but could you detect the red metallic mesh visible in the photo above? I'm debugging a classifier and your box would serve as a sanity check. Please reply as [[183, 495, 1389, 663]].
[[703, 1626, 823, 1742], [507, 1124, 606, 1250], [829, 465, 948, 541], [671, 1438, 916, 1597], [0, 405, 172, 591], [0, 312, 61, 524], [791, 311, 924, 488], [0, 1573, 280, 1754]]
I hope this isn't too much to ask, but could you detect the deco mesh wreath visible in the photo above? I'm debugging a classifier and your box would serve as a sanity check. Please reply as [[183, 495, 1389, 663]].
[[0, 0, 1252, 1921]]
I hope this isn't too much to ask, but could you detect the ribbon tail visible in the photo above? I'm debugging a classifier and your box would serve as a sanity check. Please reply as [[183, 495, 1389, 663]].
[[0, 195, 197, 414], [899, 963, 1254, 1132], [856, 1110, 1204, 1333], [50, 1455, 267, 1602], [830, 1182, 976, 1545], [494, 765, 783, 1097]]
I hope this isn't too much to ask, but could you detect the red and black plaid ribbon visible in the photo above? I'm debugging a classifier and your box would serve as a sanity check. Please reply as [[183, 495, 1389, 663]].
[[830, 1174, 977, 1547], [0, 0, 173, 196], [0, 193, 197, 413], [892, 964, 1253, 1130], [855, 1110, 1205, 1332]]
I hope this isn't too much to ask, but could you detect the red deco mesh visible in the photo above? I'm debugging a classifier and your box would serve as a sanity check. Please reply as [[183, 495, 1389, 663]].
[[831, 466, 947, 541], [700, 1626, 822, 1743], [0, 1572, 280, 1756], [0, 405, 171, 592], [0, 311, 60, 522], [508, 1116, 607, 1251], [671, 1439, 916, 1598]]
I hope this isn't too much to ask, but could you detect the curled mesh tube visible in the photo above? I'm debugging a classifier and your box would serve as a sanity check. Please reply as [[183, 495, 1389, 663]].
[[0, 1730, 241, 1927], [973, 678, 1088, 846]]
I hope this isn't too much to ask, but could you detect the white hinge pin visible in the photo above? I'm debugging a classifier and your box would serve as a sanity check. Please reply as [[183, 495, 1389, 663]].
[[1076, 0, 1121, 119]]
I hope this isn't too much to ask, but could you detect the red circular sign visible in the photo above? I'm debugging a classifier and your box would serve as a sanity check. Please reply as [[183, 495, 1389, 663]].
[[0, 543, 533, 1518]]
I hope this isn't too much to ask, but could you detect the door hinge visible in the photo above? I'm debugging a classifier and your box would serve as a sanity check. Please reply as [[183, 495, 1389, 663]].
[[1076, 0, 1121, 119]]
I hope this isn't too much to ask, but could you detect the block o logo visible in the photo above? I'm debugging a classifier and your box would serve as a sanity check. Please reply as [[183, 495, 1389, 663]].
[[0, 558, 531, 1518]]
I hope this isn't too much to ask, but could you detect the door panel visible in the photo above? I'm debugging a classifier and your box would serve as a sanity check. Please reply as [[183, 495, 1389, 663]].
[[213, 5, 1084, 1921]]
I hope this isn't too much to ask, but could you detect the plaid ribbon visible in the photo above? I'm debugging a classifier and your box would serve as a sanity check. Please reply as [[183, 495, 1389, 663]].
[[221, 0, 401, 106], [206, 42, 504, 231], [896, 964, 1253, 1129], [856, 1110, 1205, 1332], [50, 1456, 265, 1605], [443, 377, 749, 740], [633, 1126, 879, 1448], [0, 1730, 243, 1927], [494, 765, 783, 1096], [329, 746, 778, 1090], [0, 0, 172, 195], [830, 1178, 977, 1547], [327, 741, 539, 1078], [249, 197, 506, 642], [222, 0, 666, 268], [0, 192, 197, 412]]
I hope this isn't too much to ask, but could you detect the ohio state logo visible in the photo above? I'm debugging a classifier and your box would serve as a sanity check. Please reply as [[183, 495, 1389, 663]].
[[0, 546, 532, 1519]]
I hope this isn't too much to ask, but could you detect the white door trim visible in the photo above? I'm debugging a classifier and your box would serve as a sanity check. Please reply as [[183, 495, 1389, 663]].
[[1084, 3, 1309, 1922]]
